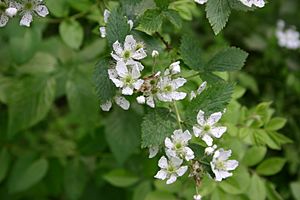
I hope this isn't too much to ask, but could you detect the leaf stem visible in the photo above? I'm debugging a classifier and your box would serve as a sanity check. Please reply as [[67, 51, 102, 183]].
[[173, 101, 183, 129], [183, 72, 201, 80], [155, 32, 172, 51]]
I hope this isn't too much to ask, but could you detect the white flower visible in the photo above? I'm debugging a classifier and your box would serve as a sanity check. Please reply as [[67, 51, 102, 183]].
[[193, 194, 202, 200], [0, 0, 11, 27], [108, 60, 144, 95], [136, 95, 146, 104], [99, 26, 106, 38], [151, 50, 159, 57], [205, 144, 217, 155], [114, 95, 130, 110], [165, 129, 194, 161], [239, 0, 265, 8], [100, 100, 112, 112], [276, 20, 300, 50], [156, 76, 187, 102], [18, 0, 49, 27], [169, 61, 181, 75], [103, 9, 110, 23], [154, 156, 188, 184], [5, 7, 17, 17], [194, 0, 208, 4], [193, 110, 227, 146], [111, 35, 147, 62], [190, 81, 207, 100], [149, 145, 159, 158], [127, 19, 133, 30], [210, 148, 239, 181]]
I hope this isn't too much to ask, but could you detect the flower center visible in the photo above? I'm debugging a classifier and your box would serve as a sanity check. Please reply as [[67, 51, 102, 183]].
[[175, 142, 182, 150], [164, 85, 172, 92], [123, 50, 131, 59], [215, 160, 226, 170], [203, 125, 211, 132], [167, 165, 175, 173], [124, 76, 133, 84], [136, 43, 144, 50]]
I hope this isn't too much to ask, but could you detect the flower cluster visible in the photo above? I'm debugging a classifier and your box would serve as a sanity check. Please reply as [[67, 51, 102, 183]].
[[101, 34, 187, 111], [0, 0, 48, 27], [276, 20, 300, 50]]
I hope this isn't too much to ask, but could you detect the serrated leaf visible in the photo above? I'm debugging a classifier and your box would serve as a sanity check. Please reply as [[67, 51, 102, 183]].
[[64, 159, 88, 200], [103, 169, 139, 188], [247, 174, 266, 200], [180, 34, 204, 71], [228, 0, 255, 11], [243, 146, 267, 167], [106, 8, 130, 46], [163, 9, 182, 29], [94, 58, 116, 104], [11, 158, 48, 193], [205, 47, 248, 72], [256, 157, 286, 176], [0, 148, 11, 183], [105, 107, 142, 164], [206, 0, 231, 35], [141, 108, 177, 148], [45, 0, 69, 17], [138, 9, 164, 34], [8, 76, 56, 137], [186, 83, 234, 124], [155, 0, 169, 10], [59, 19, 84, 50]]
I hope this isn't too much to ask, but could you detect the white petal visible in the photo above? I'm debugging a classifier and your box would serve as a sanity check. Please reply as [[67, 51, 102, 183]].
[[190, 91, 197, 101], [184, 147, 195, 161], [5, 8, 18, 17], [202, 134, 213, 146], [152, 50, 159, 57], [197, 81, 207, 94], [210, 126, 227, 138], [127, 19, 134, 30], [205, 147, 215, 155], [207, 112, 222, 125], [99, 26, 106, 38], [112, 41, 123, 56], [122, 87, 133, 95], [194, 0, 208, 5], [131, 64, 141, 79], [165, 149, 177, 158], [239, 0, 253, 7], [253, 0, 265, 8], [192, 126, 202, 137], [116, 61, 129, 78], [225, 160, 239, 170], [136, 96, 146, 104], [170, 156, 183, 167], [169, 61, 181, 74], [111, 53, 122, 61], [172, 78, 186, 89], [110, 78, 124, 88], [166, 174, 177, 184], [157, 93, 172, 102], [165, 138, 173, 149], [0, 14, 9, 27], [100, 101, 112, 111], [216, 149, 232, 161], [182, 130, 192, 142], [108, 69, 118, 79], [149, 146, 159, 158], [133, 79, 144, 90], [103, 9, 110, 23], [171, 91, 187, 100], [124, 35, 136, 51], [146, 96, 155, 108], [34, 5, 49, 17], [154, 170, 168, 180], [158, 156, 168, 168], [215, 170, 232, 181], [20, 12, 33, 27], [196, 110, 205, 126], [193, 194, 202, 200], [132, 48, 147, 60], [176, 166, 188, 176], [115, 96, 130, 110]]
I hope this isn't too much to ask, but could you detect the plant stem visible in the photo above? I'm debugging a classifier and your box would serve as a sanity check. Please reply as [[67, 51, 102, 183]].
[[173, 101, 183, 129], [184, 72, 201, 80]]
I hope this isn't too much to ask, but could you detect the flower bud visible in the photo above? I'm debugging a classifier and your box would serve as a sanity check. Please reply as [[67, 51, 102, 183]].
[[151, 50, 159, 57], [169, 61, 181, 74], [136, 96, 146, 104], [5, 7, 18, 18]]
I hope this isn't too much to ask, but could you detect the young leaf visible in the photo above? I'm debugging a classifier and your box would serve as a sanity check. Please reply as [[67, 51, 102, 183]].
[[105, 107, 142, 164], [138, 9, 164, 34], [246, 174, 267, 200], [205, 0, 231, 35], [106, 8, 130, 46], [243, 146, 267, 167], [103, 169, 139, 188], [59, 19, 84, 50], [8, 76, 56, 137], [256, 157, 286, 176], [205, 47, 248, 72], [141, 108, 177, 148], [180, 35, 204, 71], [265, 117, 287, 131], [94, 58, 116, 104], [186, 82, 234, 124]]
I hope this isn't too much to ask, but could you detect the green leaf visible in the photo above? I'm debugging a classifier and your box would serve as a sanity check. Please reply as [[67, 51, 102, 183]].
[[155, 0, 169, 10], [94, 58, 116, 104], [246, 174, 266, 200], [106, 8, 130, 46], [206, 0, 231, 35], [45, 0, 69, 17], [103, 169, 139, 187], [290, 181, 300, 200], [67, 0, 93, 12], [205, 47, 248, 72], [265, 117, 287, 131], [228, 0, 255, 11], [138, 9, 164, 34], [256, 157, 286, 176], [59, 19, 84, 50], [8, 76, 56, 137], [186, 83, 234, 124], [64, 159, 88, 200], [105, 107, 142, 164], [180, 34, 204, 71], [0, 75, 13, 104], [133, 181, 152, 200], [66, 69, 98, 126], [266, 182, 284, 200], [163, 10, 182, 29], [0, 148, 11, 183], [11, 158, 49, 193], [242, 146, 267, 167], [141, 108, 177, 148]]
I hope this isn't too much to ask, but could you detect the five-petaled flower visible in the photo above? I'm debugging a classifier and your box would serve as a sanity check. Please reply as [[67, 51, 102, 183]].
[[156, 76, 187, 102], [193, 110, 227, 146]]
